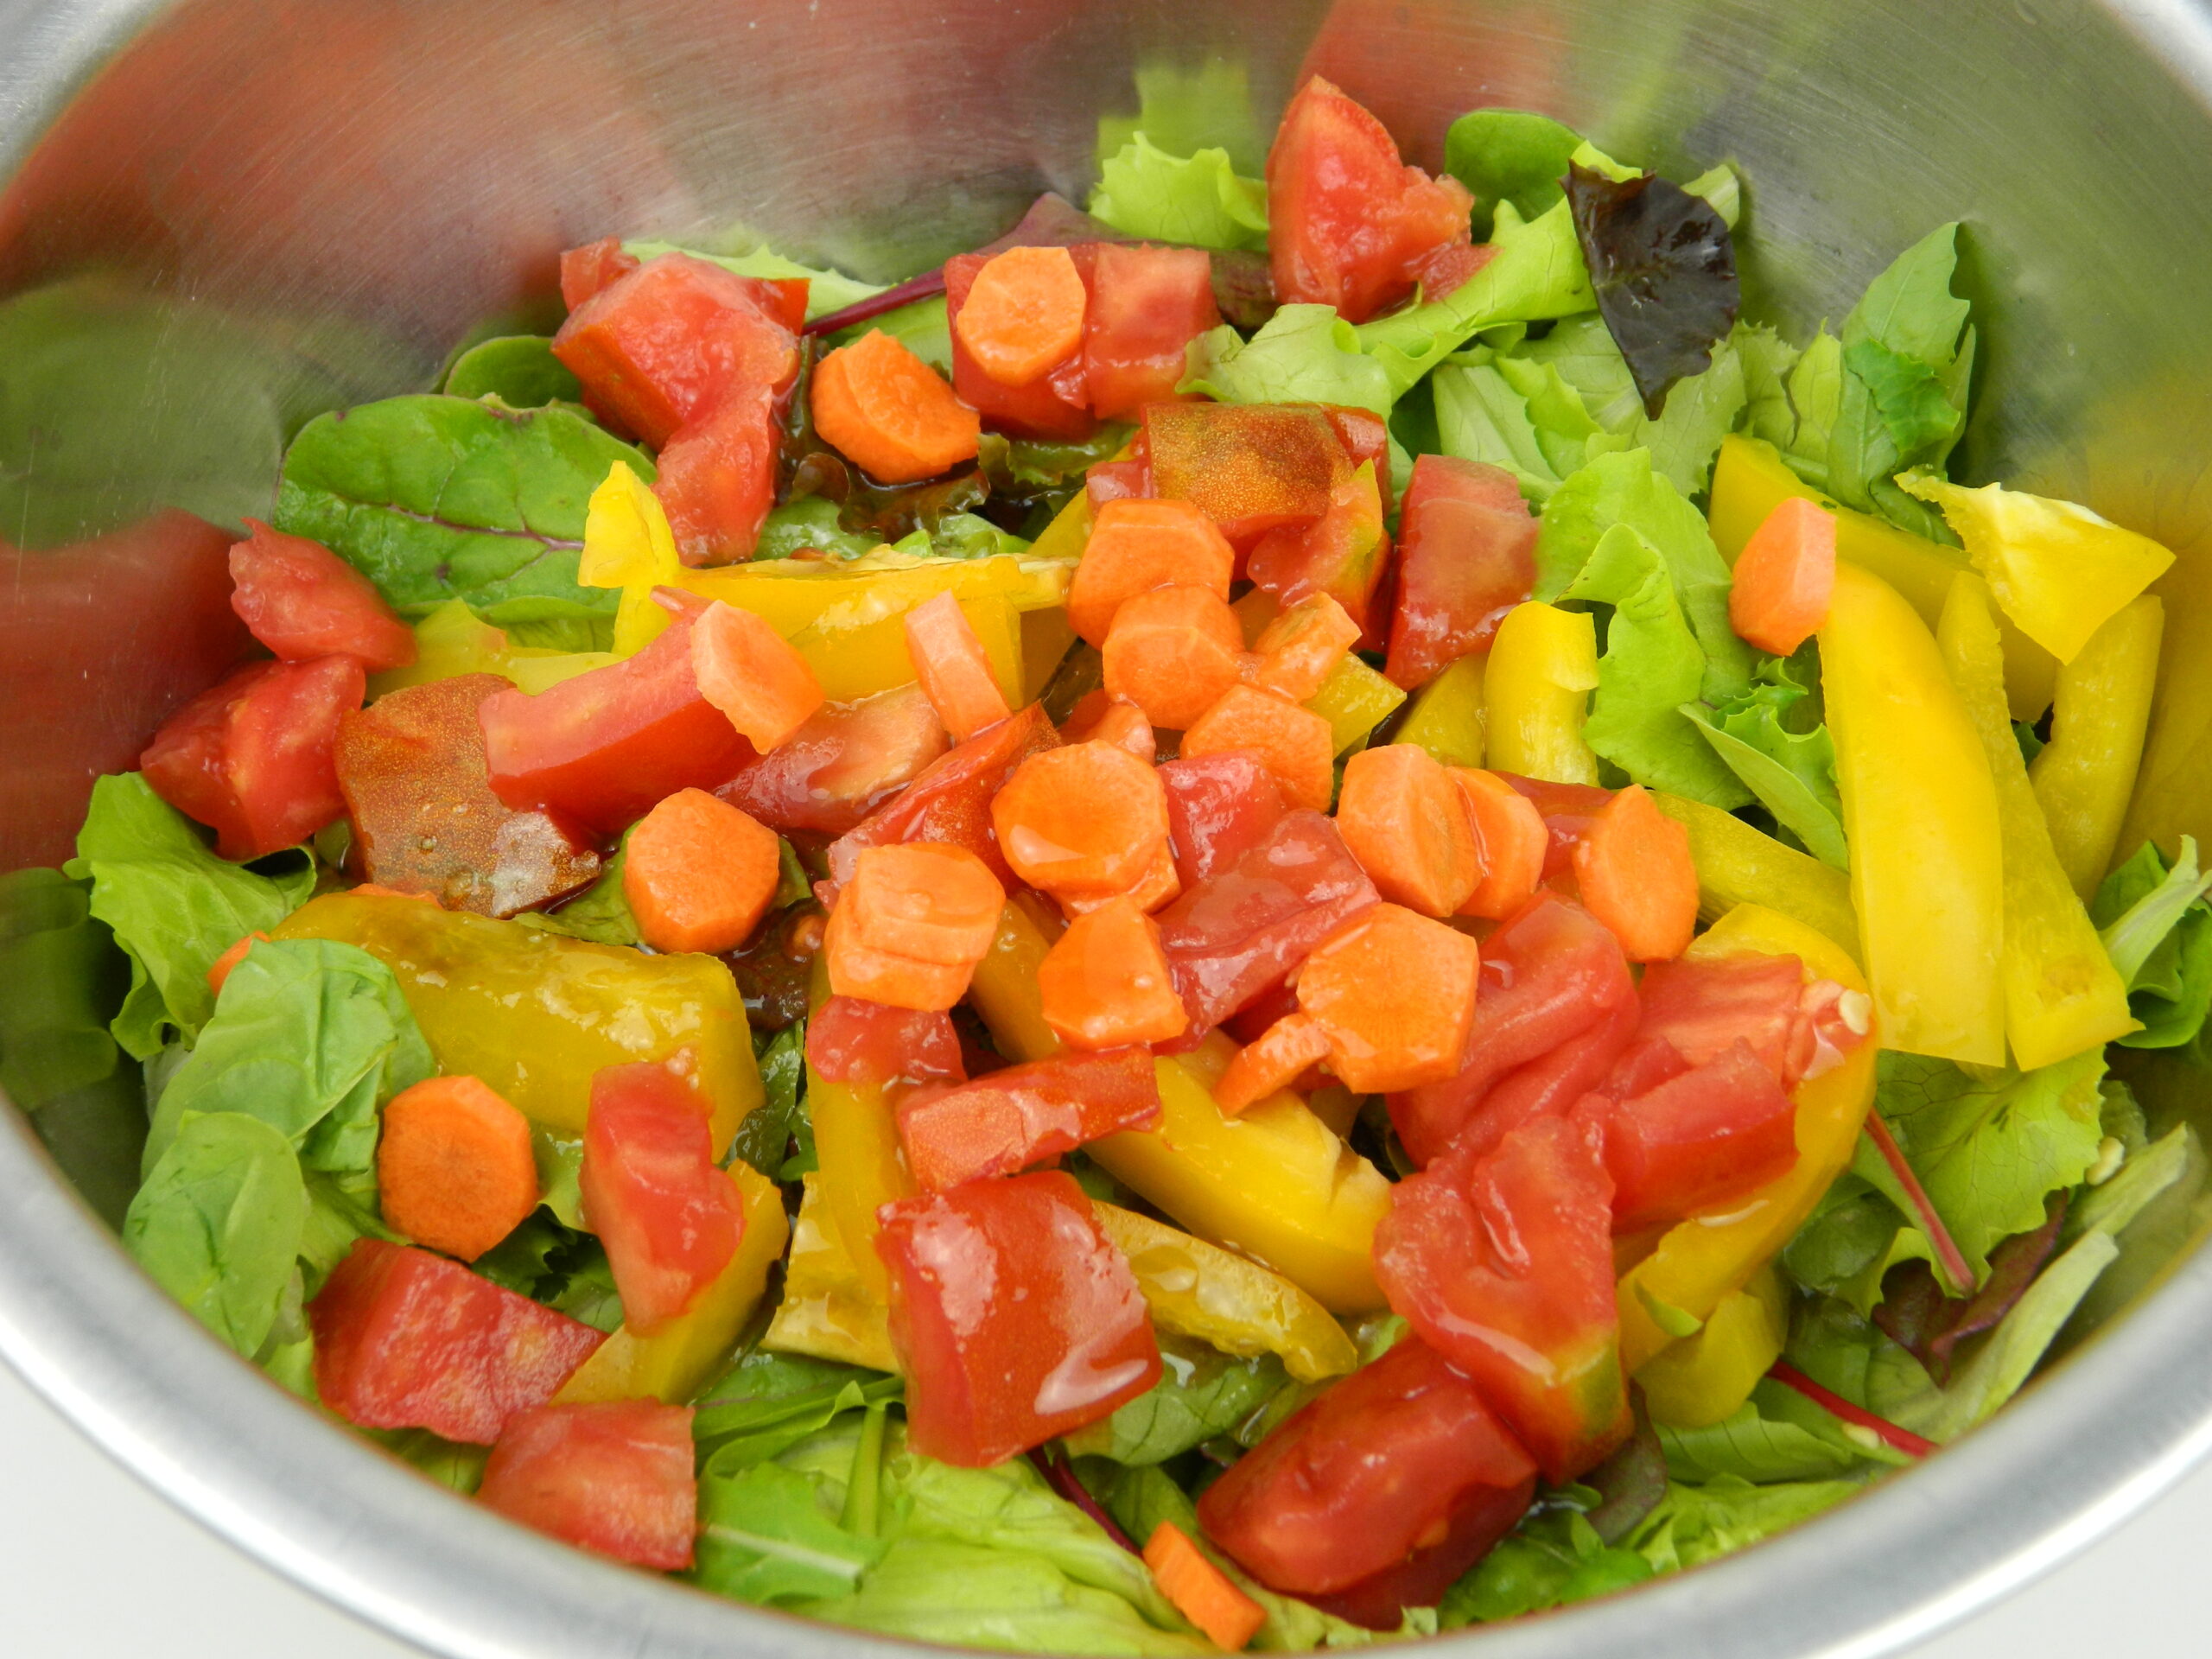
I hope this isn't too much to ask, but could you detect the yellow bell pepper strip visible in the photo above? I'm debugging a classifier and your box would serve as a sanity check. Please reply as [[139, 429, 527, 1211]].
[[1090, 1203, 1359, 1383], [555, 1160, 788, 1404], [1636, 1262, 1789, 1430], [2031, 595, 2165, 899], [967, 900, 1392, 1313], [804, 955, 912, 1301], [1027, 475, 1096, 564], [1652, 791, 1860, 963], [1938, 575, 2136, 1069], [1708, 435, 2057, 720], [577, 461, 685, 658], [1897, 470, 2176, 666], [1020, 603, 1079, 703], [1618, 903, 1878, 1373], [272, 893, 761, 1152], [1819, 562, 2006, 1065], [1395, 652, 1487, 768], [1307, 654, 1407, 757], [762, 1173, 900, 1373], [368, 599, 616, 700], [1484, 601, 1599, 784]]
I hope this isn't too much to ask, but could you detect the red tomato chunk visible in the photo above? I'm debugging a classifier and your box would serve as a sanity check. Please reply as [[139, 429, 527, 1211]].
[[1141, 403, 1347, 552], [828, 702, 1058, 887], [1580, 1040, 1800, 1234], [1385, 455, 1537, 690], [228, 519, 417, 671], [718, 683, 948, 836], [894, 1048, 1161, 1191], [805, 995, 967, 1090], [1083, 244, 1222, 421], [1158, 752, 1290, 888], [480, 1401, 698, 1571]]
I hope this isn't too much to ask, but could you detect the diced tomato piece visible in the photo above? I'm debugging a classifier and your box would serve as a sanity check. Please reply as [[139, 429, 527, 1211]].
[[1158, 752, 1290, 888], [1247, 460, 1391, 637], [1197, 1335, 1536, 1627], [1085, 458, 1153, 511], [480, 1401, 697, 1571], [559, 238, 641, 311], [1387, 893, 1633, 1166], [578, 1061, 747, 1335], [1142, 403, 1348, 552], [1267, 75, 1478, 324], [1083, 244, 1222, 420], [1452, 992, 1641, 1163], [717, 683, 948, 836], [1385, 455, 1538, 690], [479, 612, 750, 835], [308, 1239, 606, 1444], [227, 520, 416, 671], [828, 702, 1058, 887], [896, 1048, 1161, 1190], [944, 249, 1098, 441], [652, 388, 780, 566], [1319, 407, 1395, 512], [1581, 1040, 1800, 1233], [143, 655, 365, 860], [1154, 809, 1379, 1032], [876, 1170, 1160, 1465], [337, 674, 601, 917], [551, 253, 802, 447], [1636, 952, 1809, 1082], [804, 995, 967, 1089], [1374, 1118, 1630, 1482]]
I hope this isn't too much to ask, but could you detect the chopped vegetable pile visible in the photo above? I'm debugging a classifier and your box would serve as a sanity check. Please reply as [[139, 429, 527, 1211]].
[[7, 61, 2210, 1656]]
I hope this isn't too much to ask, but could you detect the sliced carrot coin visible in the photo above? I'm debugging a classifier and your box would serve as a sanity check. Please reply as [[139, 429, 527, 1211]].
[[823, 899, 975, 1011], [1103, 584, 1248, 732], [1066, 498, 1237, 646], [952, 245, 1090, 387], [1573, 783, 1700, 962], [1297, 903, 1480, 1092], [690, 600, 827, 752], [1059, 691, 1156, 761], [904, 591, 1013, 742], [842, 842, 1007, 966], [1036, 894, 1189, 1049], [811, 328, 981, 485], [1335, 743, 1479, 917], [1214, 1011, 1332, 1116], [1180, 684, 1337, 812], [991, 741, 1170, 898], [1059, 839, 1181, 918], [1452, 767, 1549, 919], [623, 787, 783, 954], [377, 1075, 540, 1262], [206, 931, 270, 999]]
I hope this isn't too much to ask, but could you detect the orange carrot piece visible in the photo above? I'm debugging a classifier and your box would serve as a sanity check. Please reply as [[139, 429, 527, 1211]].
[[1180, 684, 1337, 813], [1335, 744, 1479, 917], [1067, 498, 1237, 646], [1143, 1522, 1265, 1653], [691, 601, 827, 752], [1214, 1011, 1332, 1116], [1250, 593, 1359, 702], [376, 1075, 540, 1262], [1060, 691, 1156, 762], [992, 741, 1170, 898], [1059, 840, 1181, 918], [842, 842, 1006, 966], [904, 591, 1013, 742], [1103, 584, 1248, 732], [811, 328, 981, 485], [953, 245, 1089, 387], [1728, 496, 1837, 656], [823, 898, 974, 1011], [206, 931, 270, 999], [1296, 904, 1480, 1092], [1573, 783, 1699, 962], [1037, 894, 1189, 1049], [1452, 768, 1549, 919], [623, 787, 783, 954]]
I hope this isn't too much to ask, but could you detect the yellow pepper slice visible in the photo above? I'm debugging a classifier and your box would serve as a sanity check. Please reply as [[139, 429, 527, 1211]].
[[1617, 904, 1878, 1371], [1820, 563, 2005, 1064], [367, 600, 615, 699], [804, 957, 912, 1301], [579, 461, 685, 658], [1090, 1203, 1359, 1383], [1308, 654, 1407, 756], [1395, 653, 1487, 768], [1027, 482, 1095, 564], [1484, 601, 1599, 785], [272, 893, 760, 1152], [1897, 471, 2175, 665], [1938, 575, 2135, 1069], [1636, 1262, 1789, 1429], [1653, 792, 1860, 963], [2032, 596, 2164, 899], [1020, 604, 1079, 703], [763, 1173, 899, 1373], [555, 1160, 788, 1404]]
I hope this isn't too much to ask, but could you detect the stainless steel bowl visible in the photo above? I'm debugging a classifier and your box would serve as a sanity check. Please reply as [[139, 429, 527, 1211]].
[[5, 1, 2212, 1654]]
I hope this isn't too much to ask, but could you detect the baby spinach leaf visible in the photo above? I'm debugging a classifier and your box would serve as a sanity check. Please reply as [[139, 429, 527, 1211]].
[[696, 1461, 887, 1605], [1062, 1337, 1287, 1465], [1089, 133, 1268, 251], [730, 1021, 808, 1179], [439, 335, 582, 408], [273, 394, 652, 633], [1443, 109, 1586, 238], [0, 868, 127, 1109], [1182, 303, 1394, 418], [1565, 162, 1738, 419], [124, 1110, 305, 1357], [65, 773, 315, 1059]]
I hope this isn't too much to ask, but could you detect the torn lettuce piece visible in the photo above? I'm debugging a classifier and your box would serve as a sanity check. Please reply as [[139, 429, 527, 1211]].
[[622, 239, 887, 323], [695, 1461, 887, 1606], [1096, 60, 1267, 175], [1682, 655, 1847, 868], [1626, 1475, 1866, 1573], [1655, 1396, 1869, 1485], [1440, 1503, 1654, 1626], [1430, 356, 1595, 500], [1088, 132, 1268, 251], [1063, 1338, 1287, 1466], [1181, 302, 1394, 416], [2093, 836, 2212, 1047]]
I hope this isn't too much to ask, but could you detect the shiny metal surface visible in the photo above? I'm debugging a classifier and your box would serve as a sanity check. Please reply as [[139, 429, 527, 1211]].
[[3, 1, 2212, 1655]]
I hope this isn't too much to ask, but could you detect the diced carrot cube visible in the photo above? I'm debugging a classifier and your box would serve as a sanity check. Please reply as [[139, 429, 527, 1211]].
[[1250, 593, 1359, 702], [1037, 895, 1189, 1049], [1728, 496, 1837, 657], [1143, 1522, 1265, 1653], [690, 600, 826, 752], [1573, 784, 1700, 962], [1214, 1011, 1333, 1116], [1067, 498, 1237, 646], [1180, 684, 1337, 812], [842, 842, 1007, 966], [1103, 585, 1248, 732], [1335, 744, 1480, 917], [1452, 768, 1550, 919], [952, 246, 1090, 387], [623, 787, 783, 954], [1296, 903, 1480, 1091], [207, 931, 270, 999], [991, 741, 1170, 898], [903, 591, 1013, 742]]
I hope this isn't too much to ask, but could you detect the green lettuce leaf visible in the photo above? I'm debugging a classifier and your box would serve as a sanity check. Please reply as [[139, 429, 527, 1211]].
[[1655, 1397, 1869, 1484], [124, 1110, 305, 1357], [730, 1021, 810, 1180], [753, 494, 882, 561], [1442, 109, 1585, 238], [362, 1427, 488, 1495], [273, 394, 652, 635], [696, 1461, 887, 1605], [1736, 323, 1803, 452], [2093, 838, 2212, 1047], [1181, 304, 1394, 417], [516, 836, 639, 945], [1430, 359, 1586, 500], [1626, 1475, 1866, 1573], [64, 773, 315, 1060], [1440, 1503, 1653, 1626], [1062, 1337, 1287, 1465], [439, 335, 582, 408], [1096, 60, 1267, 175], [622, 240, 887, 322], [0, 868, 126, 1110], [694, 1351, 901, 1472], [1682, 657, 1847, 868], [1089, 133, 1268, 251]]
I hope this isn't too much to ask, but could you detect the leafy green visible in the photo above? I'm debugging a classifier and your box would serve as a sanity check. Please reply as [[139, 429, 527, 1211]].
[[830, 295, 952, 376], [695, 1351, 902, 1472], [622, 240, 887, 323], [1431, 360, 1580, 500], [753, 494, 881, 561], [730, 1022, 808, 1179], [1656, 1395, 1871, 1484], [1625, 1475, 1866, 1573], [273, 393, 652, 634], [124, 1110, 305, 1357], [1096, 60, 1267, 175], [1840, 339, 1960, 456], [1089, 133, 1268, 251], [29, 1068, 151, 1232], [1440, 1503, 1653, 1626], [1181, 304, 1394, 418], [1442, 109, 1585, 238], [514, 838, 639, 946], [887, 512, 1033, 561], [2093, 838, 2212, 1047], [439, 335, 582, 407], [1062, 1336, 1287, 1465], [696, 1461, 887, 1605], [64, 773, 315, 1060], [363, 1427, 489, 1495], [1683, 657, 1847, 868], [1780, 1173, 1929, 1312], [0, 868, 126, 1109]]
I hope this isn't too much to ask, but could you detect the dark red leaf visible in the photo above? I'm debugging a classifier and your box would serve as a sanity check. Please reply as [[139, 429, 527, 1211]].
[[1566, 162, 1738, 418]]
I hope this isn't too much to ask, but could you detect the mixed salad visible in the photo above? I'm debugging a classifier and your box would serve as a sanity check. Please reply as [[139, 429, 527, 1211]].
[[5, 60, 2209, 1654]]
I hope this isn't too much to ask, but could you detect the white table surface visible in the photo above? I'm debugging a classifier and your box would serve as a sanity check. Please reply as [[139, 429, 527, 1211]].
[[1, 1352, 2200, 1657]]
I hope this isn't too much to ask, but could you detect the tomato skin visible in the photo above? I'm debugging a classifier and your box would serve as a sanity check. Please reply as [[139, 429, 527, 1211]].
[[804, 995, 966, 1089], [827, 702, 1058, 888], [579, 1061, 747, 1335], [1158, 752, 1290, 888], [1154, 809, 1380, 1033], [1635, 952, 1809, 1083], [558, 238, 641, 311], [480, 1401, 697, 1571], [718, 683, 948, 836], [1449, 986, 1641, 1162], [1374, 1117, 1630, 1483], [944, 250, 1098, 441], [479, 613, 752, 835], [1246, 461, 1392, 639], [876, 1170, 1160, 1466], [1266, 76, 1477, 324], [1406, 239, 1498, 304], [1085, 458, 1153, 511], [1083, 245, 1221, 421], [1388, 893, 1634, 1166], [227, 519, 417, 671], [1197, 1335, 1535, 1616], [1581, 1040, 1800, 1234], [308, 1239, 606, 1444], [337, 674, 601, 916], [1141, 403, 1347, 552], [1384, 456, 1538, 690], [652, 388, 779, 566], [894, 1048, 1161, 1190]]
